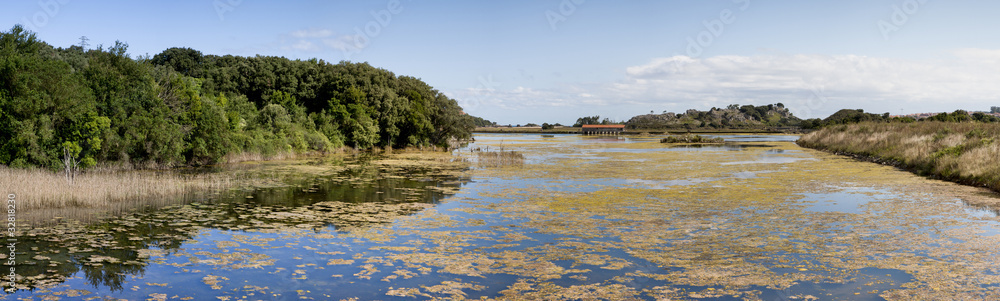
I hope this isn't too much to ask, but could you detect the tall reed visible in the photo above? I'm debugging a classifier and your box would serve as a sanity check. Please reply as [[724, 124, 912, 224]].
[[471, 147, 525, 167], [0, 167, 249, 223]]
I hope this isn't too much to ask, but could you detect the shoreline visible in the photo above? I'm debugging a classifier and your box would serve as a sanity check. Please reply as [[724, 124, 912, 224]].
[[816, 147, 997, 190], [797, 122, 1000, 196], [799, 146, 1000, 210]]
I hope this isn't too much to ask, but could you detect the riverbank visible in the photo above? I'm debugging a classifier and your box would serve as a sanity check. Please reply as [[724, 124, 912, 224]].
[[797, 122, 1000, 192]]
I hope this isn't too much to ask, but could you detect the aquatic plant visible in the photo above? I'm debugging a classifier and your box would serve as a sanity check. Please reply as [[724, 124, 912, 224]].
[[660, 134, 725, 144], [0, 166, 234, 212], [13, 134, 1000, 300], [472, 146, 525, 167]]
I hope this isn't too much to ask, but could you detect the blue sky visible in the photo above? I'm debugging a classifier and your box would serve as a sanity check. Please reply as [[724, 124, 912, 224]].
[[5, 0, 1000, 124]]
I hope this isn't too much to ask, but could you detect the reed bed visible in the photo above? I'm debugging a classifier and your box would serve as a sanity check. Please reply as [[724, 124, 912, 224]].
[[798, 122, 1000, 191], [0, 166, 253, 223], [222, 151, 303, 164], [472, 147, 525, 167]]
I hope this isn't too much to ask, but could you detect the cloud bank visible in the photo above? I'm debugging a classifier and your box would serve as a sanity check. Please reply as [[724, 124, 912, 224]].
[[454, 50, 1000, 119]]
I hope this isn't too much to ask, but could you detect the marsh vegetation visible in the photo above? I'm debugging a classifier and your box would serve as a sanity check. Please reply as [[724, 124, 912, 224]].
[[798, 122, 1000, 192], [471, 147, 526, 167], [0, 166, 237, 222]]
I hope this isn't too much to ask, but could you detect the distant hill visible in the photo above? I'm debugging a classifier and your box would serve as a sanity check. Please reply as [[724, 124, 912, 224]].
[[625, 104, 801, 130]]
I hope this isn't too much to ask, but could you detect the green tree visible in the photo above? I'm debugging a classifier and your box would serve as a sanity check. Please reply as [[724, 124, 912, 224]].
[[2, 25, 479, 170], [187, 95, 231, 164], [61, 113, 110, 181], [573, 116, 601, 127], [344, 104, 378, 149], [150, 47, 205, 77], [0, 25, 98, 169]]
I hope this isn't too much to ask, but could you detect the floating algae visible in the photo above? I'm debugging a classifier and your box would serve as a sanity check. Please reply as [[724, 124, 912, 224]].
[[10, 134, 1000, 300]]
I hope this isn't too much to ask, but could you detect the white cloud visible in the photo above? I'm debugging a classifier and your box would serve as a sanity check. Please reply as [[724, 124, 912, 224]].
[[275, 28, 360, 55], [290, 28, 334, 39], [452, 50, 1000, 120], [285, 40, 318, 52], [322, 35, 362, 52], [611, 51, 1000, 118], [451, 86, 577, 111]]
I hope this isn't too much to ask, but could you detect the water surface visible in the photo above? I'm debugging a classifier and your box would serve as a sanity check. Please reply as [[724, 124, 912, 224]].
[[9, 134, 1000, 300]]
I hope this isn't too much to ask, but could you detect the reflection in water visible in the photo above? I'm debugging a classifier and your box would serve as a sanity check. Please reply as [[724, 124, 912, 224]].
[[9, 160, 469, 295]]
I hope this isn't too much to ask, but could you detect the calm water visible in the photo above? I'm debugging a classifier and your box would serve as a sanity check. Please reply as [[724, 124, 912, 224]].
[[9, 134, 1000, 300]]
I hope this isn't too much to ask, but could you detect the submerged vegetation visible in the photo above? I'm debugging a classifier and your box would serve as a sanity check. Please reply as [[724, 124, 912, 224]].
[[660, 134, 725, 144], [0, 25, 475, 172], [798, 122, 1000, 191]]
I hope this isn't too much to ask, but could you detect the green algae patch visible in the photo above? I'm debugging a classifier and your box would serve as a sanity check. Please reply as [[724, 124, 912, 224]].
[[440, 134, 1000, 299], [12, 134, 1000, 300]]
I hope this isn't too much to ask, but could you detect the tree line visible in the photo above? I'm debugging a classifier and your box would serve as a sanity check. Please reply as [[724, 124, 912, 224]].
[[573, 116, 620, 127], [800, 109, 1000, 129], [0, 25, 475, 171], [623, 103, 799, 130]]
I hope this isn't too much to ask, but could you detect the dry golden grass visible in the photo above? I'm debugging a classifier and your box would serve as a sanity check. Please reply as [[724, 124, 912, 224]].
[[222, 151, 303, 164], [474, 150, 525, 167], [798, 122, 1000, 191], [0, 166, 248, 223], [0, 149, 462, 223]]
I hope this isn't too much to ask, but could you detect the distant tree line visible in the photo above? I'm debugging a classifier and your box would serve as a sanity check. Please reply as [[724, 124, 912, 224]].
[[470, 116, 493, 127], [541, 123, 564, 130], [624, 103, 799, 130], [573, 116, 620, 127], [0, 25, 475, 171], [800, 109, 1000, 129]]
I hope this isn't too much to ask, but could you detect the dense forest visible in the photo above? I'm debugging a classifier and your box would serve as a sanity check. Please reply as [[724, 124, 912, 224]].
[[0, 25, 475, 171]]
